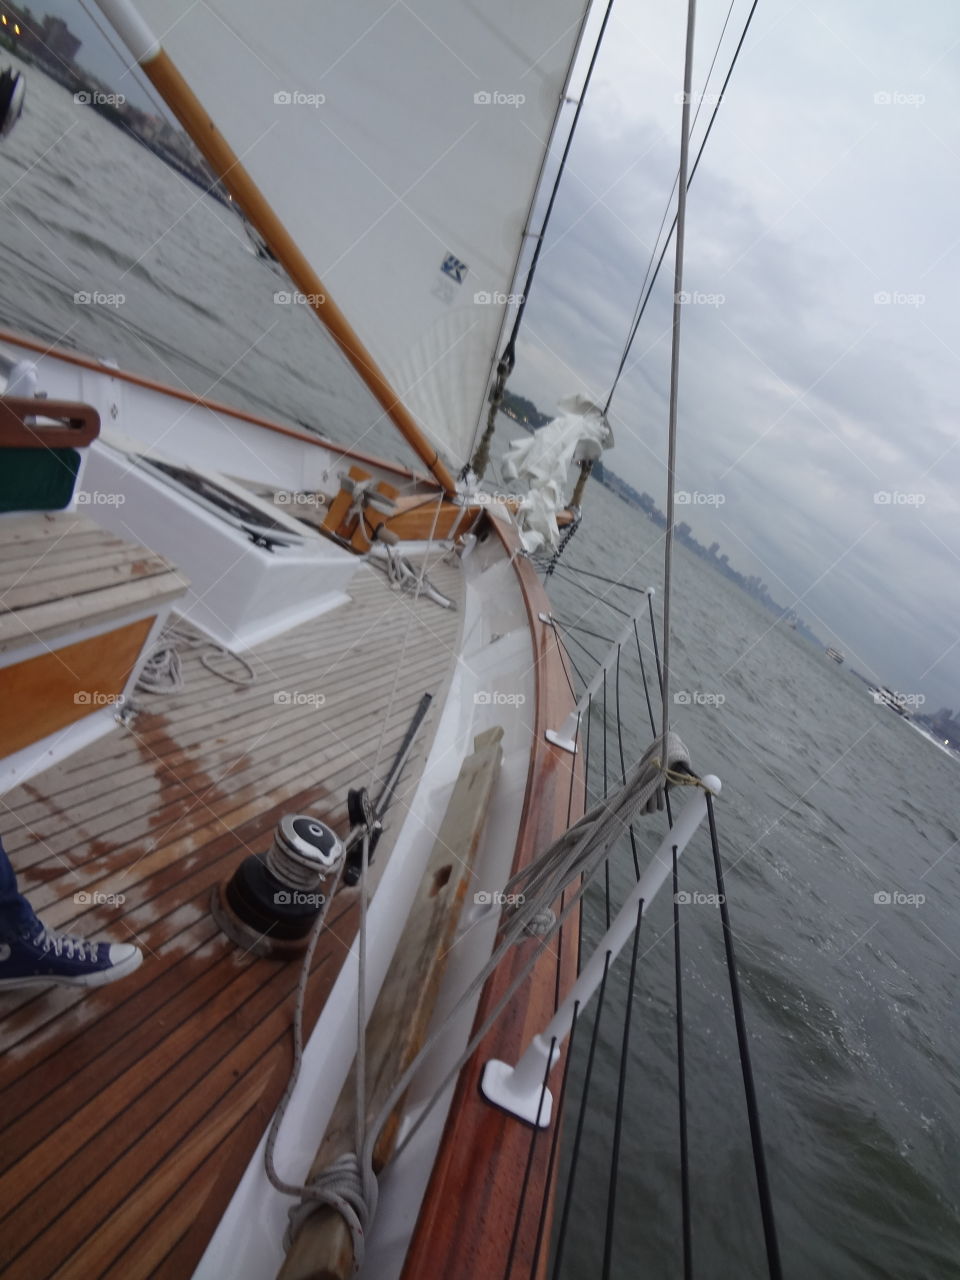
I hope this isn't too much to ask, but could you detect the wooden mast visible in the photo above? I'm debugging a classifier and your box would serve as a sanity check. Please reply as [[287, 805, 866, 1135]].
[[115, 34, 457, 495]]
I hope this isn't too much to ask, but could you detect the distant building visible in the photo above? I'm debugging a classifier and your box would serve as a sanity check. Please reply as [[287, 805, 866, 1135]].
[[12, 8, 81, 66]]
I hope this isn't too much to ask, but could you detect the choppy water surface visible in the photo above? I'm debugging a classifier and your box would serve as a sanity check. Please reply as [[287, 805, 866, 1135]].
[[2, 60, 958, 1280]]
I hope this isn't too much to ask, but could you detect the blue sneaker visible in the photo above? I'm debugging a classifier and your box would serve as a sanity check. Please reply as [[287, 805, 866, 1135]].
[[0, 923, 142, 990]]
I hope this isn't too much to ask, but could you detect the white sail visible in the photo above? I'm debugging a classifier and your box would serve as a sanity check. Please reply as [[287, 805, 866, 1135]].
[[106, 0, 592, 472]]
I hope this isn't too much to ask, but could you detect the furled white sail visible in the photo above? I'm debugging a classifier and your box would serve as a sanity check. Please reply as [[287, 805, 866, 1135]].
[[102, 0, 592, 472]]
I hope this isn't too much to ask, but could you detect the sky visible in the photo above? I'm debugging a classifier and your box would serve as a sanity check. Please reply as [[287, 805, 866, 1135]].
[[506, 0, 960, 713], [19, 0, 960, 711]]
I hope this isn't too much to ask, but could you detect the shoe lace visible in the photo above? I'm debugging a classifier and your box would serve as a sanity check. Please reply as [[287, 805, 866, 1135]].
[[32, 925, 98, 963]]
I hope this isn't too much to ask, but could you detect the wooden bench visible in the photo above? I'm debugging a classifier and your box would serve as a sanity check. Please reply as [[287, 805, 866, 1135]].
[[0, 511, 187, 783]]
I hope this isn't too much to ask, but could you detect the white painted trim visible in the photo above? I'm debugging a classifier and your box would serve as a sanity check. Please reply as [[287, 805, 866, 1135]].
[[93, 0, 161, 63]]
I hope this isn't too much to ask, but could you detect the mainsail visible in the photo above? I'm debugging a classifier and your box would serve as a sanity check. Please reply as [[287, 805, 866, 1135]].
[[97, 0, 592, 476]]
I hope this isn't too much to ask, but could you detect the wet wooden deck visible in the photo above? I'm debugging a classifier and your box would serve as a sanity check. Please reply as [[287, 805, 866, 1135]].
[[0, 554, 463, 1280]]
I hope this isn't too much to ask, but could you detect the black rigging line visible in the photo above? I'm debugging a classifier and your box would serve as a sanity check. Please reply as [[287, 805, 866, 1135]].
[[503, 1035, 559, 1280], [560, 562, 652, 594], [553, 619, 602, 671], [498, 0, 618, 381], [604, 0, 762, 412], [614, 0, 737, 372], [552, 621, 580, 704], [529, 1005, 581, 1280], [706, 792, 783, 1279], [550, 566, 635, 617], [648, 590, 665, 700], [633, 617, 659, 740], [554, 624, 590, 692], [615, 644, 642, 879], [601, 896, 645, 1280], [551, 952, 612, 1280], [553, 616, 617, 646], [577, 693, 594, 975], [602, 667, 611, 929], [672, 843, 693, 1280]]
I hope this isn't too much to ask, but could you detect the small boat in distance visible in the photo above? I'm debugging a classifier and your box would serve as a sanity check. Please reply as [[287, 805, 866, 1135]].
[[869, 686, 912, 718], [825, 646, 844, 664]]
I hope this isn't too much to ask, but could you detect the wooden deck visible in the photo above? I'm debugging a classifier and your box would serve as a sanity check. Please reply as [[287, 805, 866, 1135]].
[[0, 511, 184, 649], [0, 553, 463, 1280]]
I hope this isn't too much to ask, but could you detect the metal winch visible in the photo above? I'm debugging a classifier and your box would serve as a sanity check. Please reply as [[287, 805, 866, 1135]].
[[212, 813, 344, 958]]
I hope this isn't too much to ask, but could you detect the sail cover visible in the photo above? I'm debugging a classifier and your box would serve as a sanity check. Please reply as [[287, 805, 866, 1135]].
[[109, 0, 592, 472]]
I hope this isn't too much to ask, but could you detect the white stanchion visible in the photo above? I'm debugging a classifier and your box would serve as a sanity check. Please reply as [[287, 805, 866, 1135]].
[[480, 774, 720, 1127]]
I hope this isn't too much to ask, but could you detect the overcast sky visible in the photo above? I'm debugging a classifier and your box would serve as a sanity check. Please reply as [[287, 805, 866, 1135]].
[[27, 0, 960, 711], [507, 0, 960, 712]]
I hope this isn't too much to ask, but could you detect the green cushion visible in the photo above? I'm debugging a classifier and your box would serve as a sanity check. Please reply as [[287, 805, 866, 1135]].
[[0, 448, 81, 513]]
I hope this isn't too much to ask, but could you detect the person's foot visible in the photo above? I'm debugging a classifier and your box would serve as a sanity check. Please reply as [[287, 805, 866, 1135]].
[[0, 923, 142, 991]]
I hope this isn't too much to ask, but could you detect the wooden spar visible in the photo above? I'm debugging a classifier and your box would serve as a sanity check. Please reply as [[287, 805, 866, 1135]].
[[277, 726, 504, 1280], [123, 49, 456, 496]]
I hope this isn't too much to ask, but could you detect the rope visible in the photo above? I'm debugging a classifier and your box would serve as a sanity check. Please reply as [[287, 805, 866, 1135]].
[[135, 622, 255, 695], [271, 495, 448, 1262], [265, 833, 376, 1266]]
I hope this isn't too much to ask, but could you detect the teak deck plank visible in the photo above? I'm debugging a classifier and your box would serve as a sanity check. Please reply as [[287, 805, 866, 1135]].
[[0, 555, 463, 1280]]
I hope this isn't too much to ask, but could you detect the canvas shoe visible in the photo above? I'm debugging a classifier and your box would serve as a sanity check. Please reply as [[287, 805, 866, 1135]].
[[0, 923, 142, 990]]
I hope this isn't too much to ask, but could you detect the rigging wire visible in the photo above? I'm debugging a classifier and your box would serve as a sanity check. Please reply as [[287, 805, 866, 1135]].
[[558, 562, 653, 593], [466, 0, 618, 477], [612, 0, 738, 386], [550, 567, 635, 617], [658, 0, 699, 755], [706, 792, 783, 1279], [530, 1005, 582, 1279], [552, 618, 602, 671], [552, 615, 617, 646], [604, 0, 762, 412], [551, 951, 613, 1279], [600, 899, 645, 1280], [615, 643, 643, 879], [503, 1036, 559, 1280], [633, 617, 659, 740], [672, 843, 693, 1280]]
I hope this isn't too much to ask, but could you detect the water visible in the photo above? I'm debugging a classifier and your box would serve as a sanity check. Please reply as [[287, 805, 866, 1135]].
[[3, 60, 960, 1280]]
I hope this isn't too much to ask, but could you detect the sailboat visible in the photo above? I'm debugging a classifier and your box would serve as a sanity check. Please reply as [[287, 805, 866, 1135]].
[[0, 3, 781, 1278]]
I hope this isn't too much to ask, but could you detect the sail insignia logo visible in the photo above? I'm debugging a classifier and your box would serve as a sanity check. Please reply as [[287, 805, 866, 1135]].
[[441, 254, 469, 285]]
